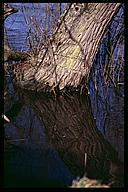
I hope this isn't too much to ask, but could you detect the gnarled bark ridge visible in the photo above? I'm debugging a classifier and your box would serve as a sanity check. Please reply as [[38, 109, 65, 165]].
[[12, 3, 123, 187], [14, 3, 121, 92]]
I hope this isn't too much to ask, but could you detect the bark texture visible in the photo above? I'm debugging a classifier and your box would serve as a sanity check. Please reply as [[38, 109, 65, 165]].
[[14, 3, 121, 92], [6, 3, 123, 187]]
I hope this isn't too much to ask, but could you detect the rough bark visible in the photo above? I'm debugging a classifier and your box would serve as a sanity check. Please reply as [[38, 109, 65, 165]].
[[5, 3, 123, 186], [4, 3, 17, 20], [14, 3, 121, 92]]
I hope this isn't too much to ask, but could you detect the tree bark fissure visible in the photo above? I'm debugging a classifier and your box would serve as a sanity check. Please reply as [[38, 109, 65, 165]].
[[14, 3, 121, 92], [6, 3, 123, 186]]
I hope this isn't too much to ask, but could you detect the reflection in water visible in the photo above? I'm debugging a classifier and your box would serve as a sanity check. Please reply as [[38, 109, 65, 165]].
[[4, 106, 75, 187], [4, 145, 75, 187]]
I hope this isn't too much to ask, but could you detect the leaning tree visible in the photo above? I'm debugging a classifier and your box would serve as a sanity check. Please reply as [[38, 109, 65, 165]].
[[6, 3, 124, 187]]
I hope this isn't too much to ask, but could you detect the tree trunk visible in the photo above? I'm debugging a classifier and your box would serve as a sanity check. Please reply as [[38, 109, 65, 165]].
[[14, 3, 121, 92], [11, 3, 123, 186], [16, 88, 123, 186]]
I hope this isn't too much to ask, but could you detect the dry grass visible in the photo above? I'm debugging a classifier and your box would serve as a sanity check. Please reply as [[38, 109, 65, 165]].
[[70, 177, 110, 188]]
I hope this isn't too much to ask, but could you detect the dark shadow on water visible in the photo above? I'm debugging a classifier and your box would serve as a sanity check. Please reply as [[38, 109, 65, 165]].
[[4, 144, 75, 188]]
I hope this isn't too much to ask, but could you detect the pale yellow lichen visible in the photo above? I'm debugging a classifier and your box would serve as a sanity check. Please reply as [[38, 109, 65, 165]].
[[64, 45, 80, 70]]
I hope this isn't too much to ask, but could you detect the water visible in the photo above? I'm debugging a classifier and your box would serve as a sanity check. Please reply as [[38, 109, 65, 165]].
[[4, 105, 75, 187], [4, 4, 124, 186], [4, 3, 66, 52]]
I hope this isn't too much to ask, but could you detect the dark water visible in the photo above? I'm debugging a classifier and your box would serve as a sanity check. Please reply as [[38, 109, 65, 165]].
[[88, 5, 124, 161], [4, 4, 74, 187], [5, 3, 124, 135], [5, 146, 74, 187], [4, 106, 75, 187], [4, 3, 124, 187]]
